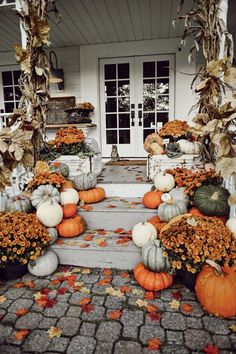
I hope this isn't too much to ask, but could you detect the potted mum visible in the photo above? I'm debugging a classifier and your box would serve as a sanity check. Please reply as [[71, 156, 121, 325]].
[[0, 211, 50, 280]]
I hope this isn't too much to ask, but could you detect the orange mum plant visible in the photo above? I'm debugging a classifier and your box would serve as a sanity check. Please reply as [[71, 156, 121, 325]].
[[160, 214, 236, 274], [27, 171, 66, 190], [0, 212, 50, 268]]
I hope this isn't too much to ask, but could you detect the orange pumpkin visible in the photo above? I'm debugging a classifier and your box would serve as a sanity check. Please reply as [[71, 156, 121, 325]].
[[195, 260, 236, 318], [147, 215, 167, 233], [79, 187, 105, 204], [62, 204, 77, 218], [134, 263, 173, 291], [74, 214, 86, 228], [61, 180, 75, 191], [142, 191, 163, 209], [189, 207, 227, 224], [56, 215, 85, 238]]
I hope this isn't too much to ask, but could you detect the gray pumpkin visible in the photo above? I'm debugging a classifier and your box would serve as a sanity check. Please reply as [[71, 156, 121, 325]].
[[169, 187, 189, 206], [158, 194, 187, 221], [49, 162, 69, 178], [31, 184, 61, 209], [142, 239, 171, 272], [5, 195, 33, 213], [47, 227, 58, 245], [73, 172, 97, 191]]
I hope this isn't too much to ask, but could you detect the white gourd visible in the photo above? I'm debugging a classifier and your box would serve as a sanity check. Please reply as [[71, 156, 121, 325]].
[[28, 251, 58, 276], [226, 218, 236, 238], [132, 221, 157, 247], [158, 194, 187, 221], [142, 239, 171, 272], [31, 184, 60, 209], [60, 188, 79, 205], [153, 173, 175, 192], [169, 187, 189, 206], [47, 227, 58, 245], [36, 200, 63, 227], [178, 139, 201, 154]]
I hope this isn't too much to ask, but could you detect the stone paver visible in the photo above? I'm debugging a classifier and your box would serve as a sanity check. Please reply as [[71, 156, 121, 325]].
[[0, 265, 235, 353]]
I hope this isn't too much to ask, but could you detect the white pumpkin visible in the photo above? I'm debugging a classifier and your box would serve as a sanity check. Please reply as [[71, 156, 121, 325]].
[[60, 188, 79, 206], [178, 139, 201, 154], [47, 227, 58, 245], [36, 200, 63, 227], [28, 251, 58, 277], [154, 173, 175, 192], [132, 221, 157, 248], [226, 218, 236, 238], [158, 193, 187, 221], [169, 187, 189, 206]]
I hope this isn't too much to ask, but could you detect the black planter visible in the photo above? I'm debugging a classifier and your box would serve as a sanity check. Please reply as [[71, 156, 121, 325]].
[[176, 269, 198, 291], [0, 262, 28, 281]]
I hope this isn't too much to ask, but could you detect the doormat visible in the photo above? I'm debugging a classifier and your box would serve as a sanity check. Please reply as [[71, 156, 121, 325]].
[[105, 160, 147, 166]]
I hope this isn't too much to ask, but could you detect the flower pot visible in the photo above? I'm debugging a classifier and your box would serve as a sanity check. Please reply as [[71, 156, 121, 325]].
[[176, 269, 198, 291], [0, 261, 28, 281]]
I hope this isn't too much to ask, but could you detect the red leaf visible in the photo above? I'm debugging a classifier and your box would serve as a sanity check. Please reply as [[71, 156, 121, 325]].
[[98, 241, 107, 247], [145, 291, 155, 301], [147, 337, 161, 351], [66, 275, 77, 286], [15, 329, 29, 340], [15, 308, 28, 317], [107, 309, 122, 320], [81, 304, 94, 313], [79, 297, 91, 306], [171, 290, 182, 300], [108, 204, 116, 208], [56, 239, 65, 245], [13, 282, 25, 288], [81, 204, 93, 212], [57, 287, 68, 295], [119, 272, 130, 279], [203, 344, 219, 354], [80, 243, 90, 248], [44, 299, 57, 308], [120, 286, 132, 293], [96, 229, 106, 235], [149, 312, 161, 321], [146, 304, 158, 313], [83, 234, 94, 241], [136, 176, 143, 181], [102, 268, 112, 276], [180, 303, 193, 313], [41, 288, 51, 295], [114, 228, 124, 234], [97, 277, 112, 286], [25, 281, 35, 288]]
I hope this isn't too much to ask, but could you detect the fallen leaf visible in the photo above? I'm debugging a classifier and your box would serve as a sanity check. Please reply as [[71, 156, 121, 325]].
[[83, 234, 94, 241], [49, 279, 61, 286], [81, 204, 93, 212], [15, 329, 29, 340], [229, 324, 236, 332], [169, 299, 180, 310], [66, 274, 77, 286], [149, 312, 161, 321], [15, 308, 28, 316], [57, 287, 68, 295], [13, 282, 25, 288], [147, 337, 161, 351], [203, 344, 219, 354], [98, 241, 108, 247], [79, 297, 91, 306], [108, 204, 116, 208], [145, 291, 155, 301], [80, 287, 91, 294], [136, 176, 143, 181], [135, 299, 148, 308], [120, 286, 132, 293], [96, 229, 107, 235], [72, 267, 81, 273], [180, 303, 193, 313], [102, 268, 112, 276], [0, 295, 7, 304], [80, 243, 90, 248], [25, 281, 35, 288], [119, 272, 130, 279], [81, 304, 94, 313], [47, 326, 62, 338], [81, 268, 92, 274], [97, 277, 112, 286], [105, 287, 125, 298], [114, 228, 124, 234], [132, 288, 144, 297], [55, 239, 65, 245], [171, 290, 182, 300], [107, 309, 122, 320], [146, 304, 158, 313], [41, 288, 51, 295]]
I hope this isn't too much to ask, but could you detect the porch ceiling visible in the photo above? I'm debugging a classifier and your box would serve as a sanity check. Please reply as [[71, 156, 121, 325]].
[[0, 0, 194, 52]]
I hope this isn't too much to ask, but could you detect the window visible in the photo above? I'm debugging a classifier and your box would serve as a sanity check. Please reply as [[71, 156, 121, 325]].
[[2, 70, 21, 113]]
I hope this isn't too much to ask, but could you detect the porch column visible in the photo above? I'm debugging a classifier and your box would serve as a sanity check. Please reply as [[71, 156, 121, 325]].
[[218, 0, 229, 59], [15, 0, 27, 48]]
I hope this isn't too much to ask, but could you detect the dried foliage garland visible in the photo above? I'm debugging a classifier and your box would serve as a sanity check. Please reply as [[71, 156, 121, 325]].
[[176, 0, 236, 180], [0, 0, 59, 191]]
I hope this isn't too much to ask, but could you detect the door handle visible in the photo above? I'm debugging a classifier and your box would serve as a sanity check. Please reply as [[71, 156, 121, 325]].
[[131, 110, 135, 126], [138, 109, 142, 126]]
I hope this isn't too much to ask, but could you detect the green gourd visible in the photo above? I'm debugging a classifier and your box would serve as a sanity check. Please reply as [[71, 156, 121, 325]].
[[193, 185, 230, 216], [142, 239, 171, 272], [73, 172, 97, 191], [5, 195, 33, 213], [49, 162, 69, 178]]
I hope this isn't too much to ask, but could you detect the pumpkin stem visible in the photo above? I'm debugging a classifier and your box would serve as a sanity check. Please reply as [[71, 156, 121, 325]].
[[206, 259, 223, 275], [211, 192, 219, 200]]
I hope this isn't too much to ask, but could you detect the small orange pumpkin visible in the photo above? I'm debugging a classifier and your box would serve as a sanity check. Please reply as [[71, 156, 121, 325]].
[[142, 191, 163, 209], [56, 215, 85, 238], [134, 263, 173, 291], [189, 207, 227, 224], [79, 187, 105, 204], [62, 204, 77, 218], [61, 180, 75, 191], [147, 215, 167, 233], [195, 260, 236, 318]]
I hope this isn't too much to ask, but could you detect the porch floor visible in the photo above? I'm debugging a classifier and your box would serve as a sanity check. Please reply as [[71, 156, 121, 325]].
[[97, 164, 150, 184]]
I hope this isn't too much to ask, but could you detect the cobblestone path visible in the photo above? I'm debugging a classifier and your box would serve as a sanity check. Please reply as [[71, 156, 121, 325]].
[[0, 266, 235, 353]]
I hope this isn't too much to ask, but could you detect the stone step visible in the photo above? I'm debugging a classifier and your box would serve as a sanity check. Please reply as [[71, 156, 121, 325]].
[[51, 229, 142, 270], [97, 183, 151, 197], [79, 197, 157, 230]]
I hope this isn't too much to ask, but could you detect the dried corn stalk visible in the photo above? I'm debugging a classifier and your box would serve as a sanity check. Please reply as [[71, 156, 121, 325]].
[[176, 0, 236, 179]]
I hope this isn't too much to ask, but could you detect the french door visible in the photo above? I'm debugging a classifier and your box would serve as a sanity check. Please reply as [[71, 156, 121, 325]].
[[100, 55, 174, 157]]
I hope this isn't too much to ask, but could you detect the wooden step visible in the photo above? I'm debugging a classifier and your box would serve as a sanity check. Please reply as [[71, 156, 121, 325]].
[[79, 197, 157, 230], [97, 183, 151, 197], [51, 229, 142, 270]]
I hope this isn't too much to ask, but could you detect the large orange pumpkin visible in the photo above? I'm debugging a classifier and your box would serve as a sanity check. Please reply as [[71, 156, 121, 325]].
[[134, 263, 173, 291], [142, 191, 163, 209], [62, 204, 77, 218], [61, 180, 75, 191], [79, 187, 105, 204], [56, 215, 85, 238], [147, 215, 167, 233], [195, 260, 236, 318], [189, 207, 227, 224]]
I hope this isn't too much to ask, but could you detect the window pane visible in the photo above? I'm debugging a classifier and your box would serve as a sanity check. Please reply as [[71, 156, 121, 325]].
[[106, 114, 117, 128], [106, 130, 117, 144], [143, 79, 155, 97], [13, 70, 21, 85], [119, 129, 130, 144], [105, 64, 116, 80], [118, 81, 130, 96], [4, 87, 14, 101], [156, 95, 169, 111], [144, 113, 155, 128], [157, 112, 169, 124], [14, 86, 21, 101], [5, 102, 14, 113], [143, 96, 155, 111], [157, 78, 169, 94], [105, 81, 116, 96], [118, 63, 129, 79], [157, 61, 169, 77], [143, 62, 155, 78], [106, 98, 117, 112], [2, 71, 12, 85], [119, 114, 130, 128], [143, 129, 155, 142], [118, 97, 130, 112]]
